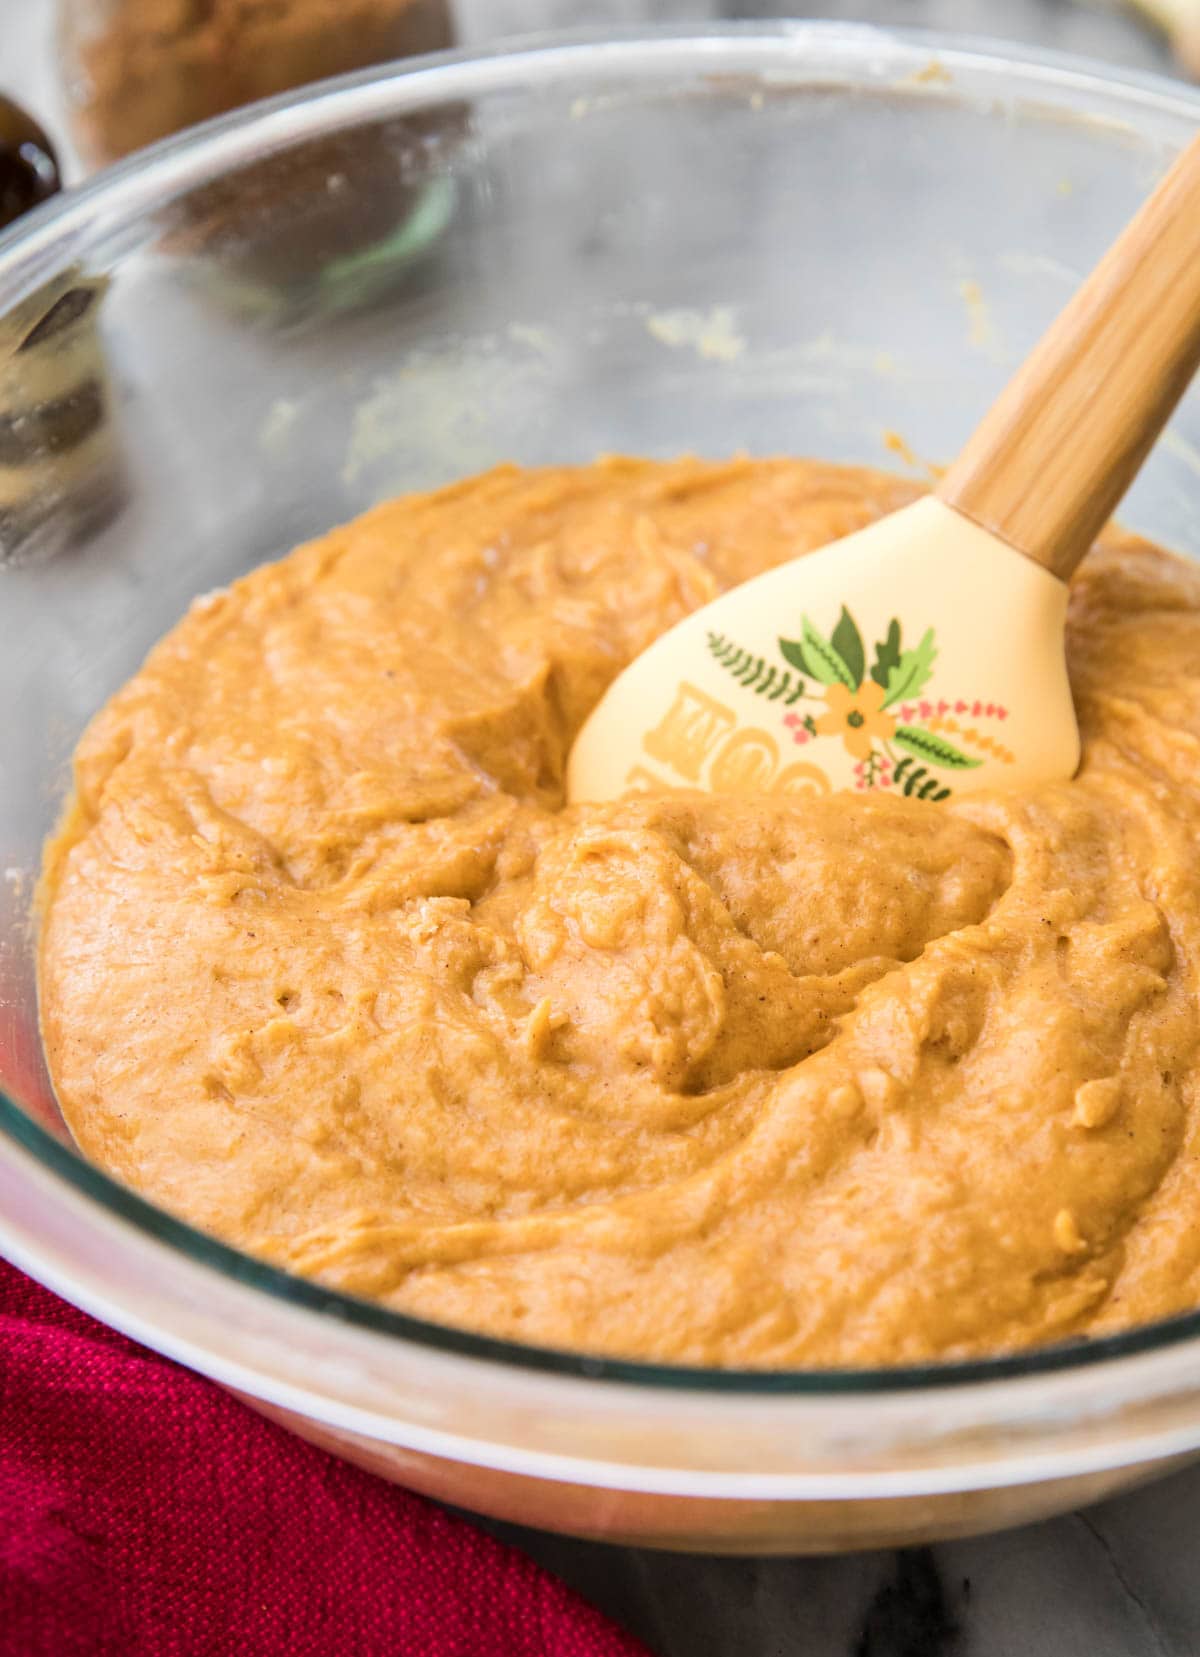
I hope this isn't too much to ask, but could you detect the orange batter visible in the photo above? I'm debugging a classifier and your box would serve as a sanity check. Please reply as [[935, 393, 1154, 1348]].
[[38, 458, 1200, 1366]]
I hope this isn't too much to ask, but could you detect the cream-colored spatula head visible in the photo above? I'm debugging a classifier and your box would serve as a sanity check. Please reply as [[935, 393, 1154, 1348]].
[[568, 132, 1200, 807]]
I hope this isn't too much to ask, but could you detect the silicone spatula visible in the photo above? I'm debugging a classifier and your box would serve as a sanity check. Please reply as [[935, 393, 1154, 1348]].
[[567, 132, 1200, 808]]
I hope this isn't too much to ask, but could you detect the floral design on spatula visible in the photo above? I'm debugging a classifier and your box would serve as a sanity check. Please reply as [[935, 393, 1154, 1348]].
[[706, 607, 1013, 801]]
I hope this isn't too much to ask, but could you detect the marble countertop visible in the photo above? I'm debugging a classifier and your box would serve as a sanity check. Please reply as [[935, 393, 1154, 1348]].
[[3, 4, 1198, 1655]]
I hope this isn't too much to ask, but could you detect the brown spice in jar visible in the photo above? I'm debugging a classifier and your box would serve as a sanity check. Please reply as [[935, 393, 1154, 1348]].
[[68, 0, 455, 168]]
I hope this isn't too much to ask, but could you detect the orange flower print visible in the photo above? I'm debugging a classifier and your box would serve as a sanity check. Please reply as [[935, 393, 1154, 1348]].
[[814, 680, 896, 760]]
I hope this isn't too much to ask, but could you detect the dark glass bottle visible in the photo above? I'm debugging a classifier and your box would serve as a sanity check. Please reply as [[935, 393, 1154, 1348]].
[[0, 97, 62, 232], [0, 98, 120, 564]]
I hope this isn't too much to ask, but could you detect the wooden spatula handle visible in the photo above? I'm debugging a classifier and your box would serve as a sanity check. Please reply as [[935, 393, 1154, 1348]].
[[939, 131, 1200, 582]]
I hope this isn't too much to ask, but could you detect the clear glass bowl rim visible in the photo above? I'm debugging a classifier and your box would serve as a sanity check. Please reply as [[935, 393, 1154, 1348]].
[[4, 20, 1200, 1399]]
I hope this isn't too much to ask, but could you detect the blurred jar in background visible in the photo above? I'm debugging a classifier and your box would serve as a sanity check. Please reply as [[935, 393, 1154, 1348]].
[[57, 1, 461, 318], [0, 96, 122, 565], [59, 0, 456, 168]]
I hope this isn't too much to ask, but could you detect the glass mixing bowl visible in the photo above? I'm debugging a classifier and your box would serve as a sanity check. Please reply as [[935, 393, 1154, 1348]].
[[3, 24, 1200, 1555]]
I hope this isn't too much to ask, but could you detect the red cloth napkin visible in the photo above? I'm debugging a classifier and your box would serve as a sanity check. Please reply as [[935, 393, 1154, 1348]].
[[0, 1258, 651, 1657]]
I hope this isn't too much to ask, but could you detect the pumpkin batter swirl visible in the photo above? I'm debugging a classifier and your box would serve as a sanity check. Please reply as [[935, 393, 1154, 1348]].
[[38, 458, 1200, 1366]]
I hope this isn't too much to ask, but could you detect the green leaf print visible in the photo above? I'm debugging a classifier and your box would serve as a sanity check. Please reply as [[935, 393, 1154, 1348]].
[[894, 725, 983, 770], [882, 628, 937, 708], [778, 637, 810, 674], [893, 756, 952, 801], [830, 607, 865, 689], [711, 632, 806, 702], [870, 619, 902, 691], [797, 615, 856, 689]]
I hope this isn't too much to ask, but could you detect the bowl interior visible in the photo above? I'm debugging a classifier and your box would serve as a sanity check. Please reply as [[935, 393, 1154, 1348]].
[[3, 26, 1200, 1393]]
